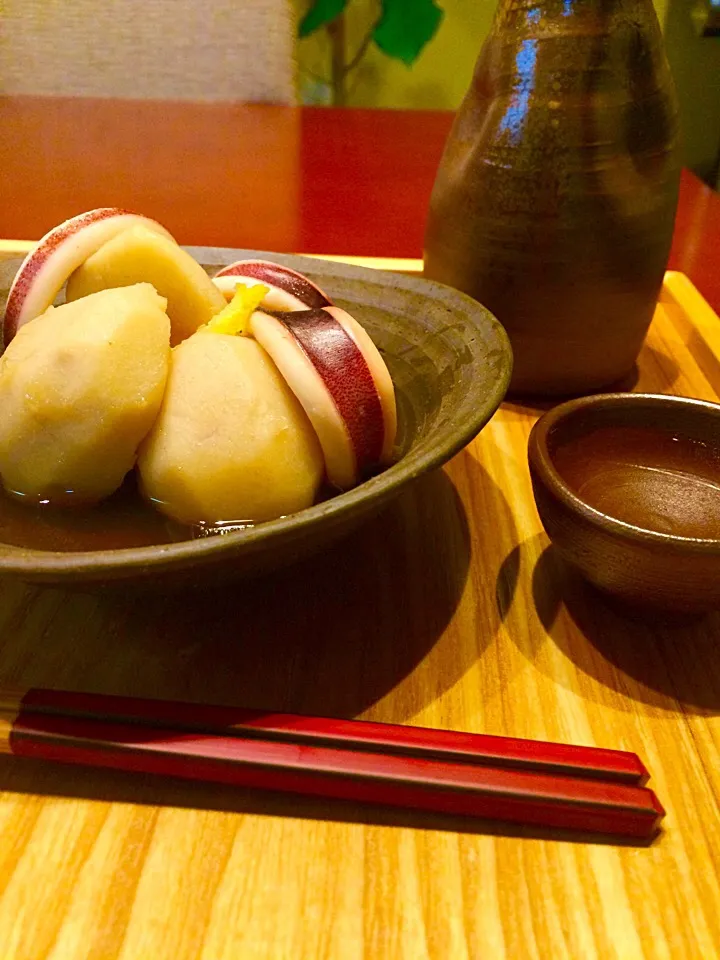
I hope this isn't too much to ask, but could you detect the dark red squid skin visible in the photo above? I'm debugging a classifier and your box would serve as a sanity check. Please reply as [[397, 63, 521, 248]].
[[261, 307, 385, 474], [4, 207, 138, 343], [214, 259, 333, 310]]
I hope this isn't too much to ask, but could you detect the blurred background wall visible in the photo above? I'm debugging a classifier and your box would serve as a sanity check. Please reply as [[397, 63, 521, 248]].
[[1, 0, 297, 103], [2, 0, 716, 185]]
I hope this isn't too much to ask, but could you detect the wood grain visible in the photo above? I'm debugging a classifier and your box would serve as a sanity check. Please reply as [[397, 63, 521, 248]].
[[0, 264, 717, 957]]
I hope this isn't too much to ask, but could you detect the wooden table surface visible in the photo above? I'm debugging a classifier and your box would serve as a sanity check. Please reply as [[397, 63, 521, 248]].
[[0, 98, 719, 959]]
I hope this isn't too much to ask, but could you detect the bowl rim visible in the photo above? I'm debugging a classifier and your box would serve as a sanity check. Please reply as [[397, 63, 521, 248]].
[[528, 392, 720, 550], [0, 258, 513, 579]]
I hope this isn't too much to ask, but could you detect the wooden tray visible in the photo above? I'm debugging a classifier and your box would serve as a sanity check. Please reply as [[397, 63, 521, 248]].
[[0, 252, 718, 958]]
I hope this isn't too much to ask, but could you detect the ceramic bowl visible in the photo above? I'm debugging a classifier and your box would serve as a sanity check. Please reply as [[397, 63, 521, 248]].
[[0, 249, 512, 589], [528, 393, 720, 613]]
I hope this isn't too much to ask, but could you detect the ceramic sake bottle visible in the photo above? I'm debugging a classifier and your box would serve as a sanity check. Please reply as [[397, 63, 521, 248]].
[[424, 0, 680, 396]]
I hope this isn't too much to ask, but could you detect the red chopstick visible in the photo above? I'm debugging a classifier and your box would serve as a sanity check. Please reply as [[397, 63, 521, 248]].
[[5, 712, 664, 839], [0, 689, 663, 840], [15, 687, 649, 785]]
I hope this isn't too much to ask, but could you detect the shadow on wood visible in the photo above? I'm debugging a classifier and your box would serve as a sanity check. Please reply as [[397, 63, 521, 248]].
[[0, 754, 656, 848], [531, 545, 720, 714], [0, 468, 473, 723]]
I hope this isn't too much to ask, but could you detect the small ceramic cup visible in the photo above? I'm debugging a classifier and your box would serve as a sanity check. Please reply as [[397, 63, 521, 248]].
[[528, 393, 720, 613]]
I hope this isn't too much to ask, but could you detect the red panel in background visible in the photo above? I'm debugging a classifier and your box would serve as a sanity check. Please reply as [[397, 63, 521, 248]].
[[299, 108, 452, 259], [0, 98, 717, 310], [669, 170, 720, 313], [0, 97, 301, 254], [298, 111, 720, 314]]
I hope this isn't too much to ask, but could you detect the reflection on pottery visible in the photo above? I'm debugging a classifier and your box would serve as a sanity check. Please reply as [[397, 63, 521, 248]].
[[424, 0, 680, 396]]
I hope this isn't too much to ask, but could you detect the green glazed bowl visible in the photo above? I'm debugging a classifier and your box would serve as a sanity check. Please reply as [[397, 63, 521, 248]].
[[0, 249, 512, 588]]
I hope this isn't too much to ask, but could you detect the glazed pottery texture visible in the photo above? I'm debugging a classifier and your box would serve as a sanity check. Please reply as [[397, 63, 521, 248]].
[[0, 250, 512, 588], [528, 393, 720, 613], [424, 0, 680, 396]]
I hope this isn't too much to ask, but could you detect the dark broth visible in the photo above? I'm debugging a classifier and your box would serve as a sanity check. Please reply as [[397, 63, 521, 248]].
[[0, 471, 377, 553], [552, 425, 720, 539], [0, 475, 198, 551]]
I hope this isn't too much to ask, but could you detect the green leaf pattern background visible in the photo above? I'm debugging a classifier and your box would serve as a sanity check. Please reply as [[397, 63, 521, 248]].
[[300, 0, 444, 65]]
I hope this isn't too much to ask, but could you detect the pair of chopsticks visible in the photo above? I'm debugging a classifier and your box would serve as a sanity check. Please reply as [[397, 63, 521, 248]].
[[0, 688, 664, 839]]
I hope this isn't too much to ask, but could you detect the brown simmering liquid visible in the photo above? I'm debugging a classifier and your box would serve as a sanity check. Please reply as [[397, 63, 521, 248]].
[[0, 474, 350, 553], [0, 476, 200, 551], [552, 426, 720, 539]]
